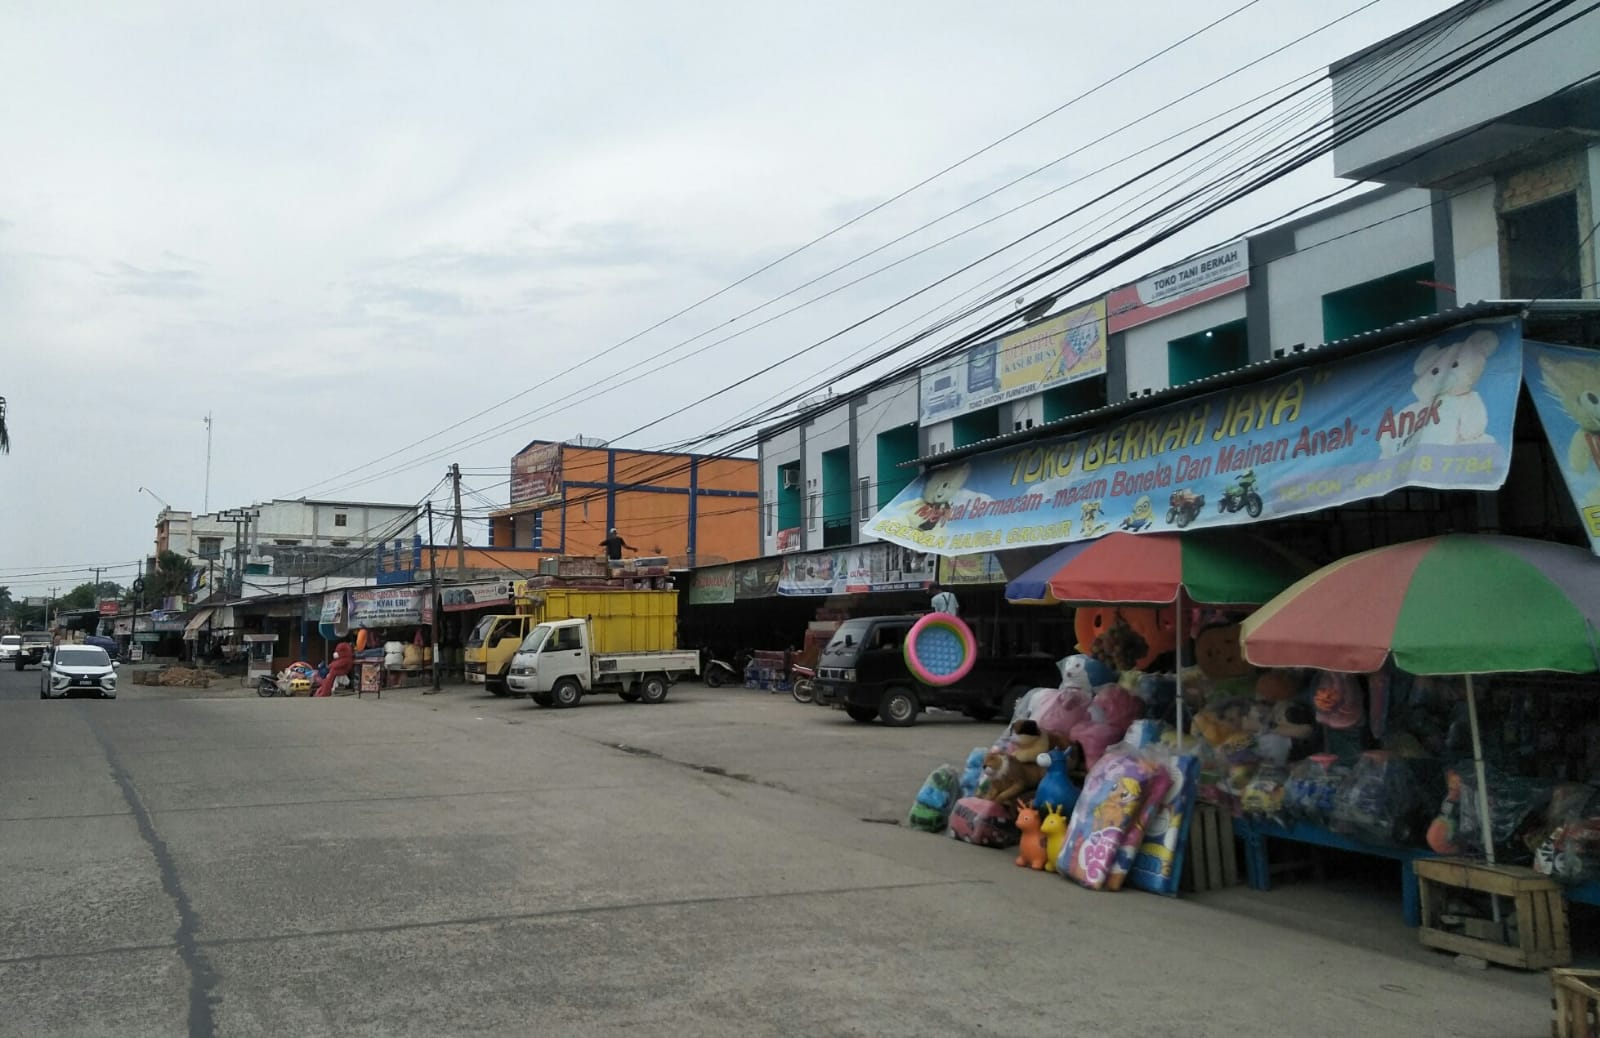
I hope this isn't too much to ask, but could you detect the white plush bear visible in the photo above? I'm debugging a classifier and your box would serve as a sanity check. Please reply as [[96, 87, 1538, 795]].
[[1408, 329, 1499, 449]]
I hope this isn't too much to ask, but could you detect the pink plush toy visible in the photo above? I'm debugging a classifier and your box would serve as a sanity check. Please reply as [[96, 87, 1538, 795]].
[[1031, 687, 1093, 742], [1088, 684, 1142, 731]]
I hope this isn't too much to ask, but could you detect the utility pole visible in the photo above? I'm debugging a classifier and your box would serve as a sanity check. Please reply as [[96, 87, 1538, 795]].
[[203, 413, 213, 513], [449, 463, 466, 579], [426, 501, 441, 692]]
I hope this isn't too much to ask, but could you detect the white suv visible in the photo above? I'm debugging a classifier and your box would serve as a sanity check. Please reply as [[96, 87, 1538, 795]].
[[0, 635, 20, 662], [40, 645, 118, 700]]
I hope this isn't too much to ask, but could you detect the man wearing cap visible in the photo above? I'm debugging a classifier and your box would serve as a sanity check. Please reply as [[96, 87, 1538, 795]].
[[600, 528, 633, 562]]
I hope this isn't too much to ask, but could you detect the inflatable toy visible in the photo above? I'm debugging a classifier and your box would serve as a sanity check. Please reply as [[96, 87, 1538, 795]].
[[903, 611, 976, 687]]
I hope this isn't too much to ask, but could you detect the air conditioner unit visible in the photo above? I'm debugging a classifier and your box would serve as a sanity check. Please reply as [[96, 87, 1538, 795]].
[[781, 470, 800, 490]]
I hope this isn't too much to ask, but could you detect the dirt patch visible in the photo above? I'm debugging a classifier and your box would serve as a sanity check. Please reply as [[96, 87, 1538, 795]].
[[132, 665, 220, 688]]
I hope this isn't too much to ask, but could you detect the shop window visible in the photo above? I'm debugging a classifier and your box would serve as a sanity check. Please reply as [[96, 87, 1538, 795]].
[[876, 424, 918, 508], [952, 405, 1001, 448], [334, 513, 348, 527], [1167, 319, 1248, 386], [274, 539, 300, 546], [776, 461, 801, 535], [531, 511, 544, 549], [1503, 194, 1580, 299], [822, 446, 852, 547], [857, 477, 872, 521], [1321, 263, 1437, 342], [806, 491, 818, 531], [1042, 379, 1106, 423]]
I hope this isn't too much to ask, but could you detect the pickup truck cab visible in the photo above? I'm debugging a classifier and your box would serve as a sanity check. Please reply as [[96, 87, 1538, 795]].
[[10, 631, 52, 670], [814, 615, 1060, 727], [506, 617, 699, 709]]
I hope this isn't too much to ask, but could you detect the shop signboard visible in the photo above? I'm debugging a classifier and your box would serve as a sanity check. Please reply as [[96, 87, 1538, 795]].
[[319, 593, 344, 625], [688, 565, 736, 605], [779, 543, 934, 596], [774, 527, 802, 553], [1107, 240, 1249, 333], [734, 559, 782, 600], [918, 300, 1108, 424], [869, 318, 1523, 556], [151, 610, 186, 632], [510, 442, 564, 508], [440, 581, 512, 613], [98, 599, 120, 617], [1523, 341, 1600, 555], [347, 587, 433, 628]]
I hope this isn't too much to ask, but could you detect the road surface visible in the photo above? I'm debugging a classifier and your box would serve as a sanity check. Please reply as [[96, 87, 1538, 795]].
[[0, 666, 1553, 1037]]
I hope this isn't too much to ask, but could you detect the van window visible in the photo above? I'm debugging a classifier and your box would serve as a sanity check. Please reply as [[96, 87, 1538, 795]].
[[552, 627, 582, 651], [872, 626, 905, 652]]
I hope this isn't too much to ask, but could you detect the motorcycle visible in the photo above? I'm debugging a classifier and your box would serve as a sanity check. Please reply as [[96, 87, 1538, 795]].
[[703, 649, 751, 689], [1218, 470, 1264, 518], [789, 663, 816, 704], [1166, 488, 1205, 528]]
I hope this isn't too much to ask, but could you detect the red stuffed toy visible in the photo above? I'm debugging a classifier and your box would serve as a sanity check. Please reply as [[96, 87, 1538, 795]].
[[316, 642, 355, 698]]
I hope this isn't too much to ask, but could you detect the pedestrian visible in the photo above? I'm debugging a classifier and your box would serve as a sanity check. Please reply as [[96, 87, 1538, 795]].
[[929, 581, 960, 617], [600, 527, 633, 562]]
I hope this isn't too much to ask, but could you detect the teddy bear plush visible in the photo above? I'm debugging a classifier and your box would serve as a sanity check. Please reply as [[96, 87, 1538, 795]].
[[1191, 623, 1256, 702], [1537, 351, 1600, 503], [1058, 653, 1114, 695], [982, 720, 1052, 805], [1382, 329, 1500, 457]]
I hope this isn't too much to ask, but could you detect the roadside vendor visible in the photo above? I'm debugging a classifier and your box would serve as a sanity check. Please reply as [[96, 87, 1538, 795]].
[[929, 582, 960, 617]]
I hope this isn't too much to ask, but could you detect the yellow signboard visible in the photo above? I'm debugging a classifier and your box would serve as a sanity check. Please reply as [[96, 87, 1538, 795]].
[[919, 300, 1107, 423]]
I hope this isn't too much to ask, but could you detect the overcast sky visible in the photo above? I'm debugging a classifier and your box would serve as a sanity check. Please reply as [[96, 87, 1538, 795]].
[[0, 0, 1459, 594]]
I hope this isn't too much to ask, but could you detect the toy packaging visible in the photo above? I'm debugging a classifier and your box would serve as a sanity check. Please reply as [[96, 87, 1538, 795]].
[[907, 765, 961, 833], [1060, 751, 1160, 890], [1127, 752, 1201, 897], [948, 796, 1020, 848]]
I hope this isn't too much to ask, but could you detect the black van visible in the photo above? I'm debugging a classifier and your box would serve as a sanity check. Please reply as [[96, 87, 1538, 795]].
[[813, 615, 1060, 727]]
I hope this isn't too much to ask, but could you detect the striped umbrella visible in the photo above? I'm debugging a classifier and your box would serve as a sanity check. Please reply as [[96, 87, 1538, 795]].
[[1241, 534, 1600, 866], [1005, 530, 1308, 606]]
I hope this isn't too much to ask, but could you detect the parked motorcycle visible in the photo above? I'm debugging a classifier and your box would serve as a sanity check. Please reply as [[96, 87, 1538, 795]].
[[790, 663, 816, 704], [1166, 488, 1205, 528], [1218, 469, 1264, 518], [703, 649, 752, 688]]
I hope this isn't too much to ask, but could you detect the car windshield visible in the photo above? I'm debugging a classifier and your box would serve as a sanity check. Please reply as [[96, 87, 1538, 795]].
[[0, 636, 20, 647], [824, 620, 875, 658], [466, 616, 494, 649], [55, 647, 110, 668], [518, 626, 550, 654]]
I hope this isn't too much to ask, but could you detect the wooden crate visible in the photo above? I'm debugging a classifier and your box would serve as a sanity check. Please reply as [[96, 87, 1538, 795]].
[[1552, 969, 1600, 1038], [1414, 857, 1570, 970], [1548, 966, 1600, 1030], [1182, 802, 1239, 893]]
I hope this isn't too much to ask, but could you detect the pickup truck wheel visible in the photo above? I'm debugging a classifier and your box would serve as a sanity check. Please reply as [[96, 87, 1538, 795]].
[[486, 676, 510, 697], [845, 704, 878, 723], [14, 659, 23, 671], [618, 690, 641, 702], [878, 687, 919, 727], [638, 674, 669, 704], [552, 678, 582, 709]]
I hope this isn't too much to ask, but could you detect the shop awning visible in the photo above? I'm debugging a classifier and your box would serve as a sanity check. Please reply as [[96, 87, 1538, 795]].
[[183, 608, 215, 639]]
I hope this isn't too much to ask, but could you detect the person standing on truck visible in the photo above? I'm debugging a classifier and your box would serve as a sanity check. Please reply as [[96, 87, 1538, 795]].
[[600, 528, 633, 562], [929, 582, 960, 617]]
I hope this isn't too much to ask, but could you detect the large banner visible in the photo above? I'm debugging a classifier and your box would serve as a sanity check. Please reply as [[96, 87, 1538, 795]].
[[510, 442, 564, 508], [1107, 240, 1249, 333], [347, 587, 433, 628], [779, 542, 935, 596], [1523, 341, 1600, 554], [919, 300, 1107, 423], [869, 319, 1523, 556]]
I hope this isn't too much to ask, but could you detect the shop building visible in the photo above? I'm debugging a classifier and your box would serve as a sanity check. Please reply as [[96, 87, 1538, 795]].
[[486, 439, 759, 567]]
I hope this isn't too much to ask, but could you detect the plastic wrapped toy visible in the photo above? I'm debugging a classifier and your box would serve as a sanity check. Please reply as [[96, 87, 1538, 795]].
[[959, 748, 987, 800], [1060, 751, 1161, 890], [949, 796, 1019, 848], [1285, 754, 1347, 827], [907, 765, 961, 833], [1241, 763, 1291, 826]]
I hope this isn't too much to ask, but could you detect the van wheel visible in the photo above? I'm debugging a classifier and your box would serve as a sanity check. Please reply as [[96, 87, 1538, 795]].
[[619, 690, 641, 702], [552, 679, 582, 709], [531, 691, 553, 708], [879, 687, 919, 727], [845, 704, 878, 723], [638, 674, 669, 704]]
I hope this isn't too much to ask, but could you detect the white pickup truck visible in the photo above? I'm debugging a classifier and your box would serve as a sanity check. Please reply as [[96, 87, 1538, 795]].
[[505, 617, 699, 709]]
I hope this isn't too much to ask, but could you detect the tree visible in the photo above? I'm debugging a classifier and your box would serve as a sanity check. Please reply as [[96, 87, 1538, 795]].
[[0, 585, 11, 627], [0, 396, 9, 454], [146, 551, 195, 601]]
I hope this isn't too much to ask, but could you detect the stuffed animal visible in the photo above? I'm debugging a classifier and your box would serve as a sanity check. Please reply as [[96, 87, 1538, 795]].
[[1015, 800, 1048, 870], [1254, 669, 1299, 703], [1059, 654, 1114, 695], [1031, 687, 1092, 741], [1386, 329, 1499, 454], [1033, 747, 1080, 816], [982, 720, 1051, 804], [1192, 697, 1252, 747], [1087, 683, 1141, 731], [1041, 804, 1068, 873], [315, 642, 355, 698], [1075, 606, 1174, 670], [959, 747, 988, 799], [1088, 618, 1150, 674]]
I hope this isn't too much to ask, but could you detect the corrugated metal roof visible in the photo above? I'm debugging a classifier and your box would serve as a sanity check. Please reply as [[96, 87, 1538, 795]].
[[910, 300, 1599, 468]]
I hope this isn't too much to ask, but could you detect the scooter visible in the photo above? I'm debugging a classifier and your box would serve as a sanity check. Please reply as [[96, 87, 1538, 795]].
[[703, 649, 751, 688]]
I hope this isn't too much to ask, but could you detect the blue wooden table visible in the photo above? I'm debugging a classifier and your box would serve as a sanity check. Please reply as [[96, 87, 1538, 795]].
[[1232, 817, 1437, 926]]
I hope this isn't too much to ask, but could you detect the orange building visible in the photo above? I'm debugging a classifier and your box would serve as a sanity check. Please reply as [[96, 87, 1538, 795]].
[[487, 441, 759, 567]]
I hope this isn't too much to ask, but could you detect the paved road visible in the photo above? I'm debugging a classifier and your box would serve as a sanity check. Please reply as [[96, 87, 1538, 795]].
[[0, 668, 1553, 1037]]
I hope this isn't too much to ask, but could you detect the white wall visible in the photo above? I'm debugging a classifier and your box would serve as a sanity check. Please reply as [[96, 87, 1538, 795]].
[[921, 420, 953, 458], [1267, 188, 1436, 350], [801, 401, 851, 553], [1121, 293, 1248, 397], [1333, 0, 1600, 179], [1006, 396, 1044, 434], [1450, 180, 1502, 304], [758, 426, 801, 555]]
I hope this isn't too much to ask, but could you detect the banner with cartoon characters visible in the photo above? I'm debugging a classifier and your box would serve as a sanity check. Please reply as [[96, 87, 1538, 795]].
[[779, 542, 936, 596], [1523, 341, 1600, 555], [867, 318, 1523, 556]]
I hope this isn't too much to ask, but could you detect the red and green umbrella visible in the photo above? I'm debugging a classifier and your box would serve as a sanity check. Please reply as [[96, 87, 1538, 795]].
[[1005, 530, 1308, 606], [1240, 534, 1600, 675], [1241, 534, 1600, 869]]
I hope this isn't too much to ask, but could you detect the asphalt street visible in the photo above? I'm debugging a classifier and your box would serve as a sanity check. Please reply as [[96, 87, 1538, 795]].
[[0, 665, 1557, 1037]]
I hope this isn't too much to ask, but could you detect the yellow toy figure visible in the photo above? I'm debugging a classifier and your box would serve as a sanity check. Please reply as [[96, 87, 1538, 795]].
[[1041, 805, 1068, 874]]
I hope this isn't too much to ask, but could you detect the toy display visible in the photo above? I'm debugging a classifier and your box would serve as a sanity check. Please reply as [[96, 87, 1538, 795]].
[[903, 612, 977, 687], [1061, 752, 1161, 890], [960, 748, 988, 799], [315, 642, 355, 698], [1074, 606, 1174, 670], [907, 765, 961, 833], [1108, 767, 1173, 892], [982, 721, 1051, 804], [1128, 752, 1201, 896], [1285, 754, 1348, 827], [1015, 801, 1048, 870]]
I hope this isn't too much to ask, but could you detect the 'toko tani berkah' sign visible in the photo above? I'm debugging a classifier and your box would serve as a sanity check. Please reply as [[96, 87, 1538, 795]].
[[867, 319, 1523, 555]]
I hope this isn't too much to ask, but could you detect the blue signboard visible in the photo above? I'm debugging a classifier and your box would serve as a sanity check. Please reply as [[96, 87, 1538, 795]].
[[1524, 340, 1600, 555], [870, 319, 1523, 555]]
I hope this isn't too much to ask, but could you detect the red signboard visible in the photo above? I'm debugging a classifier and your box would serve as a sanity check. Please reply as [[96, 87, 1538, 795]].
[[511, 442, 564, 508], [98, 599, 120, 616]]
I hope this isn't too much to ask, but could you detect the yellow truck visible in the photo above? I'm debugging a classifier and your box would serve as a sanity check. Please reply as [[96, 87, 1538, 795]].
[[463, 584, 680, 695]]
